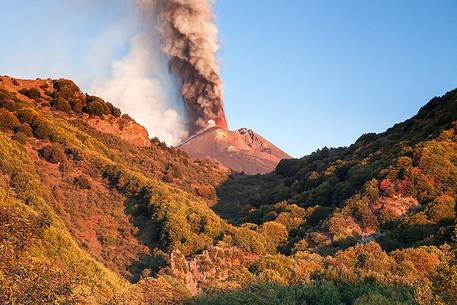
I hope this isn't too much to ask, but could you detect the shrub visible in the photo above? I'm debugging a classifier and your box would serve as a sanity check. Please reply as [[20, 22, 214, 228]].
[[0, 99, 17, 112], [225, 226, 266, 254], [52, 79, 80, 100], [39, 143, 66, 163], [51, 97, 72, 114], [16, 109, 34, 124], [0, 109, 21, 131], [0, 89, 20, 111], [425, 195, 456, 223], [32, 120, 53, 140], [70, 99, 84, 114], [15, 123, 33, 137], [85, 96, 110, 118], [162, 174, 173, 183], [74, 175, 91, 189], [122, 113, 132, 120], [12, 132, 27, 144], [53, 79, 80, 93], [65, 147, 83, 162], [250, 254, 295, 282], [308, 206, 333, 226], [106, 102, 121, 117], [354, 292, 390, 305], [195, 184, 215, 199], [19, 88, 41, 99], [112, 106, 121, 117], [292, 239, 309, 253], [258, 221, 289, 252], [364, 179, 380, 203], [53, 87, 74, 100]]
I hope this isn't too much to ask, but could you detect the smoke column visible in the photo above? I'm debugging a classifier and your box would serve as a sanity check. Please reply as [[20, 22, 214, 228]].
[[92, 2, 190, 146], [140, 0, 228, 136]]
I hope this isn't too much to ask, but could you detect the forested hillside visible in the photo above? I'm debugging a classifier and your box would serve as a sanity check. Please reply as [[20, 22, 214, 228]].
[[0, 76, 456, 304], [216, 89, 457, 254]]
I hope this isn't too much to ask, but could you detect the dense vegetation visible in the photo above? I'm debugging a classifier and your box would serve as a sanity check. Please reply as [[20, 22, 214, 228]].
[[0, 76, 456, 304], [216, 89, 457, 252]]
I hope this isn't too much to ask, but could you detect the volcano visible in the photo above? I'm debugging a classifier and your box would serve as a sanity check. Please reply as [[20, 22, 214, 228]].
[[178, 126, 291, 175]]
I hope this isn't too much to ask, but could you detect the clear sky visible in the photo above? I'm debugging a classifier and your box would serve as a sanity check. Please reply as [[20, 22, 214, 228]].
[[1, 1, 457, 157]]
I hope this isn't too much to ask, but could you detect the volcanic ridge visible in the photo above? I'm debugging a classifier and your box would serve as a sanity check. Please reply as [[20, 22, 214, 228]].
[[179, 126, 291, 175]]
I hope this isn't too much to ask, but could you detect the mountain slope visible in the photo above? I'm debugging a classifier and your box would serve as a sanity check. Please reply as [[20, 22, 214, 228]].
[[179, 126, 291, 174], [0, 76, 230, 302], [216, 88, 457, 251], [0, 76, 456, 304]]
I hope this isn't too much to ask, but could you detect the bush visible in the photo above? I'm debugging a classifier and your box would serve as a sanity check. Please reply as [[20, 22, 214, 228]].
[[15, 123, 33, 137], [32, 120, 53, 140], [0, 99, 17, 112], [122, 113, 132, 120], [39, 143, 66, 163], [74, 175, 91, 189], [19, 88, 41, 99], [12, 132, 27, 144], [162, 174, 173, 183], [85, 96, 110, 118], [53, 79, 80, 93], [258, 221, 288, 252], [16, 109, 34, 124], [0, 89, 23, 109], [250, 254, 294, 282], [425, 195, 456, 223], [354, 292, 390, 305], [51, 97, 72, 114], [0, 96, 18, 112], [106, 102, 121, 117], [70, 99, 84, 114], [0, 109, 21, 131], [52, 79, 80, 100], [40, 144, 65, 163], [225, 226, 267, 254], [112, 106, 121, 117]]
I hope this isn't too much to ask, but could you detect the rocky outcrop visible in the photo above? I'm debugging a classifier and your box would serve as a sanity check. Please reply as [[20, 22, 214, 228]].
[[85, 115, 151, 147], [371, 196, 420, 218], [166, 246, 259, 295]]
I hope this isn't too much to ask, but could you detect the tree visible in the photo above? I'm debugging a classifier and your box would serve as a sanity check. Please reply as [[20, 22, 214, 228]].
[[258, 221, 288, 252]]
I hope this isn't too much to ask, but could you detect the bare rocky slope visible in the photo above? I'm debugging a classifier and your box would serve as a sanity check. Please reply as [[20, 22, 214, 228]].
[[179, 126, 291, 175]]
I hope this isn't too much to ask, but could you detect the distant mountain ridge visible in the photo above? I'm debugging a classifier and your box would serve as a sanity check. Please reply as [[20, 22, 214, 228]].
[[179, 126, 291, 175]]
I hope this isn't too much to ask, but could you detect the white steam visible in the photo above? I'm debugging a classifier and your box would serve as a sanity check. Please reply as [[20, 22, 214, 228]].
[[0, 1, 192, 146], [91, 33, 189, 145], [91, 4, 189, 146]]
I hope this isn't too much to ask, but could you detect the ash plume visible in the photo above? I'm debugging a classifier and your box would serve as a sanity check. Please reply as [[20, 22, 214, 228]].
[[140, 0, 228, 136], [92, 2, 190, 146]]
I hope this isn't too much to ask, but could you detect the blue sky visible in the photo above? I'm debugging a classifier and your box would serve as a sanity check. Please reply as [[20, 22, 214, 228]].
[[215, 0, 457, 156], [1, 1, 457, 157]]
